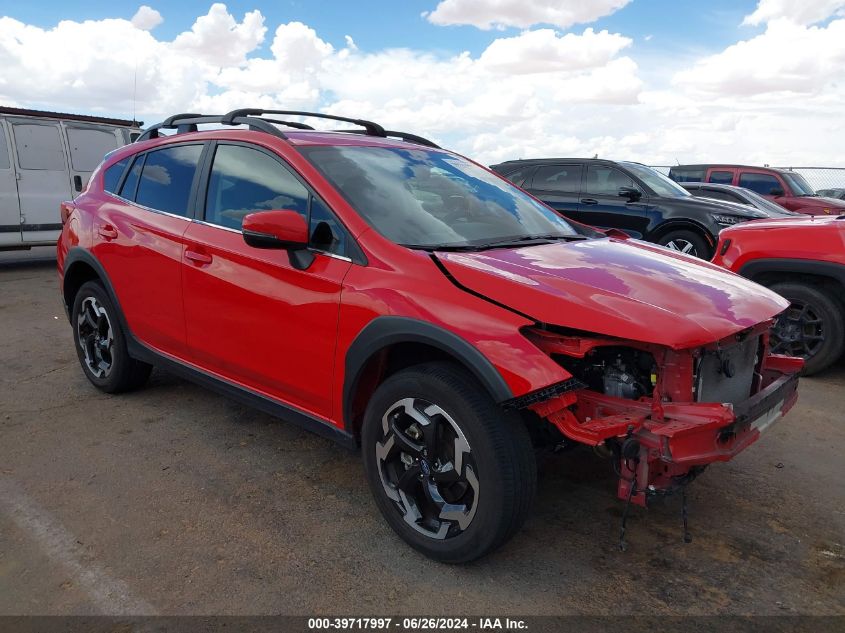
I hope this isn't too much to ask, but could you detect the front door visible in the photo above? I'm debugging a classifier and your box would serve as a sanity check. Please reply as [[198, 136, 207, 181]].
[[578, 164, 649, 238], [0, 121, 21, 247], [182, 142, 352, 420], [9, 118, 73, 243]]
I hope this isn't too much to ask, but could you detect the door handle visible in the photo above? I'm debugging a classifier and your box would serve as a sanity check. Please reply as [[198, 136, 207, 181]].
[[580, 198, 598, 205], [97, 224, 118, 240], [185, 249, 213, 265], [73, 175, 83, 192]]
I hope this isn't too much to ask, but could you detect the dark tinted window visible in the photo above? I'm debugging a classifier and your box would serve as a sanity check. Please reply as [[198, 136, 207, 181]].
[[669, 167, 705, 182], [708, 170, 733, 184], [532, 165, 581, 193], [584, 165, 637, 196], [205, 144, 308, 230], [500, 165, 535, 187], [103, 158, 129, 193], [738, 173, 782, 196], [309, 196, 346, 256], [700, 189, 742, 203], [136, 145, 203, 216], [120, 155, 143, 200]]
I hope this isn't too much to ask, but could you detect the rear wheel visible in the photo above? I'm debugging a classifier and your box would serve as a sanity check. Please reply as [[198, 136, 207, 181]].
[[361, 362, 536, 563], [769, 282, 844, 376], [72, 281, 152, 393], [657, 230, 710, 259]]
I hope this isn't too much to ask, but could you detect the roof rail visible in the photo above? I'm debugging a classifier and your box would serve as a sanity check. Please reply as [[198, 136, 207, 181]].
[[220, 109, 387, 138], [135, 109, 438, 148]]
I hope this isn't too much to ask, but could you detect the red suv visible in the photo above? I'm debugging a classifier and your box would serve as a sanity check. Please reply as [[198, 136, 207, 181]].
[[58, 110, 802, 562], [669, 164, 845, 215], [713, 215, 845, 375]]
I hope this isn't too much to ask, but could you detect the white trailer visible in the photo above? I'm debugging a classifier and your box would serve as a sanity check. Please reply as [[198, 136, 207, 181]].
[[0, 106, 140, 250]]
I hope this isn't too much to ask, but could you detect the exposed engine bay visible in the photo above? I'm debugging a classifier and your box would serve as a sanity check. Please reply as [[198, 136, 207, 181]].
[[556, 346, 657, 401]]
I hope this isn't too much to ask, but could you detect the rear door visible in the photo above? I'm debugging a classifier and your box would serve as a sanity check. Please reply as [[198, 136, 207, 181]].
[[578, 164, 649, 237], [0, 119, 21, 247], [8, 118, 73, 244], [524, 163, 582, 221], [63, 123, 124, 195]]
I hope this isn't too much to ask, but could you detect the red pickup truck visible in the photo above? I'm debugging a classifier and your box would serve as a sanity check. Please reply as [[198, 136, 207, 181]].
[[670, 164, 845, 216]]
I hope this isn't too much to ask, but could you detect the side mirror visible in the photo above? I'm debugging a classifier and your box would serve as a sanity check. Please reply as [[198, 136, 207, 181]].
[[242, 209, 314, 269], [769, 187, 784, 197], [618, 186, 642, 202]]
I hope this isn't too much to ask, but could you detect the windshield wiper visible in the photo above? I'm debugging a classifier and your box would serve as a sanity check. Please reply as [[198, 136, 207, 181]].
[[473, 234, 588, 249]]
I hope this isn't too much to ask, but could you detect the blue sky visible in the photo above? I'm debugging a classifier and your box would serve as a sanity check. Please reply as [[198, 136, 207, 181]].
[[1, 0, 843, 165]]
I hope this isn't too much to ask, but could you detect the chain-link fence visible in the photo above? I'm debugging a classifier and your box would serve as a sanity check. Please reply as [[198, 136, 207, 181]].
[[651, 166, 845, 192]]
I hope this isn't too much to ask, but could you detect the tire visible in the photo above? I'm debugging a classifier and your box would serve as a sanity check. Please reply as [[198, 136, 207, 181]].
[[71, 280, 152, 393], [657, 230, 711, 259], [361, 362, 536, 563], [768, 282, 845, 376]]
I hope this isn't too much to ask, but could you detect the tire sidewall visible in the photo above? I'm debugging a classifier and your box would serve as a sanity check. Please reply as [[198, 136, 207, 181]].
[[361, 369, 513, 562]]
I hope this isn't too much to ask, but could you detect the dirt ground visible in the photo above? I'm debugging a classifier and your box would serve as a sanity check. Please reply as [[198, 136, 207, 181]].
[[0, 258, 843, 617]]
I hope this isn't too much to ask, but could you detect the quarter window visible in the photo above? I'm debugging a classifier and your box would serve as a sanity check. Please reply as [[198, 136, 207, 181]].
[[500, 166, 535, 187], [584, 166, 637, 196], [204, 144, 308, 230], [532, 165, 582, 193], [103, 158, 129, 194], [135, 145, 203, 216], [309, 196, 346, 256], [738, 173, 782, 196]]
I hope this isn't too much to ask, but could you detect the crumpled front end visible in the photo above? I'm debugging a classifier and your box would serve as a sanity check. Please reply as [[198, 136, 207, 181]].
[[515, 321, 802, 507]]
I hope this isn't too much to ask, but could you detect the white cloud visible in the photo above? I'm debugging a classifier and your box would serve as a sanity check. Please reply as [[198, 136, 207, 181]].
[[743, 0, 845, 26], [425, 0, 632, 30], [172, 3, 266, 67], [130, 5, 163, 31]]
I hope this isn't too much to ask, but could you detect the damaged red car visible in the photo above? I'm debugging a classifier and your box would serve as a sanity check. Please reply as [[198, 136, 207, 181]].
[[57, 110, 802, 563]]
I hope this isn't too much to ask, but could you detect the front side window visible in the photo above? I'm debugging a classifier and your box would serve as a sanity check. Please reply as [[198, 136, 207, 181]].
[[584, 166, 637, 196], [205, 144, 308, 230], [532, 165, 582, 193], [708, 171, 733, 184], [301, 146, 578, 249], [135, 145, 203, 216], [738, 173, 782, 196]]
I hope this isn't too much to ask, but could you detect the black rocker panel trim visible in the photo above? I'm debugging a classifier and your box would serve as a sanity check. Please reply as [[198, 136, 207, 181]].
[[62, 247, 356, 449], [739, 258, 845, 286], [343, 316, 514, 430]]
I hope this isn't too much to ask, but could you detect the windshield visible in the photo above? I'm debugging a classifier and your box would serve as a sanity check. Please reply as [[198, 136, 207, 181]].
[[782, 172, 815, 196], [620, 162, 691, 198], [301, 146, 579, 248]]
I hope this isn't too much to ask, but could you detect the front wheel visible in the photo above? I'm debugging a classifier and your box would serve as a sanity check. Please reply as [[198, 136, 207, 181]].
[[769, 282, 844, 375], [361, 362, 536, 563], [657, 230, 710, 259]]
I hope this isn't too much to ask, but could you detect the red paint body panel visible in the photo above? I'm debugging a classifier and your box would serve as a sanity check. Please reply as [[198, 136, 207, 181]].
[[438, 237, 789, 349]]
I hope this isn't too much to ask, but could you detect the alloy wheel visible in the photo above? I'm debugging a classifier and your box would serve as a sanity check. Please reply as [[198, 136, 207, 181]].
[[664, 238, 698, 256], [375, 397, 479, 540], [76, 296, 114, 378], [771, 299, 825, 358]]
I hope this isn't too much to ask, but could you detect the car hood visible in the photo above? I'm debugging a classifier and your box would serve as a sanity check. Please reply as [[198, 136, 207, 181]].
[[722, 215, 843, 231], [657, 195, 765, 218], [792, 196, 845, 211], [436, 238, 788, 349]]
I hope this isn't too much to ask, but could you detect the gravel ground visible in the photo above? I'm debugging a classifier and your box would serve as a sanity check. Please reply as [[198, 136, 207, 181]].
[[0, 258, 843, 617]]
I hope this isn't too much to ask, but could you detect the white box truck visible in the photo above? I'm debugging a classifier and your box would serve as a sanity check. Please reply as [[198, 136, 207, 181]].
[[0, 106, 140, 250]]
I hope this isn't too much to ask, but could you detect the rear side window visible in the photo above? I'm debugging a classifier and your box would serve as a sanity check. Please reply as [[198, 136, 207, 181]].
[[135, 145, 203, 216], [103, 158, 129, 193], [204, 144, 309, 230], [12, 122, 65, 170], [532, 165, 581, 193], [66, 127, 119, 172], [701, 189, 741, 203], [669, 167, 704, 182], [708, 170, 733, 184], [738, 173, 781, 196], [0, 125, 9, 170], [584, 165, 637, 196]]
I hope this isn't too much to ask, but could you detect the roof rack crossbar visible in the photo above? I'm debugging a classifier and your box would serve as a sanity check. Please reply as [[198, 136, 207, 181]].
[[221, 109, 386, 137], [135, 115, 290, 143], [338, 129, 440, 149], [261, 118, 315, 130]]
